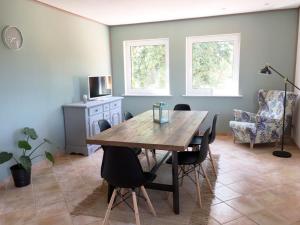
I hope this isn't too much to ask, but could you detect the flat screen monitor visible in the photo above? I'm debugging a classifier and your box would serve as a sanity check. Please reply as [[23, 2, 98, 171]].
[[88, 76, 112, 100]]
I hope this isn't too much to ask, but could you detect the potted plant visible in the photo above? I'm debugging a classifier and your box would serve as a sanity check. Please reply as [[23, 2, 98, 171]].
[[0, 127, 54, 187]]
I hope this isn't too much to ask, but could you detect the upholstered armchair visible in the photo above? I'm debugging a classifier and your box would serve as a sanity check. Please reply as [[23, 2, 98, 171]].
[[229, 89, 297, 148]]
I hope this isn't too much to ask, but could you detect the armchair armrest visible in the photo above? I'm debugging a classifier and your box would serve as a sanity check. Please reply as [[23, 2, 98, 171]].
[[233, 109, 256, 122]]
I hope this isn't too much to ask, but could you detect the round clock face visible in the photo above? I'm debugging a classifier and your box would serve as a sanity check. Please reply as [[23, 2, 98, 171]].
[[2, 26, 23, 50]]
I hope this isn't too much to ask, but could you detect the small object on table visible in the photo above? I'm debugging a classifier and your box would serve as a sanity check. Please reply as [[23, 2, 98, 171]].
[[153, 102, 169, 124]]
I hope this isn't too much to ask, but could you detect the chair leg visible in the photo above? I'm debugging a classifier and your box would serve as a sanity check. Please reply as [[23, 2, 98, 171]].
[[132, 191, 141, 225], [180, 166, 185, 186], [194, 167, 202, 208], [200, 164, 214, 194], [102, 189, 117, 225], [208, 146, 217, 177], [141, 186, 157, 216], [145, 149, 151, 170], [151, 149, 157, 163]]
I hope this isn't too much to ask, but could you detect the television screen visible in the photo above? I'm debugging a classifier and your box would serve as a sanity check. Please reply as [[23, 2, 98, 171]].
[[88, 76, 112, 99]]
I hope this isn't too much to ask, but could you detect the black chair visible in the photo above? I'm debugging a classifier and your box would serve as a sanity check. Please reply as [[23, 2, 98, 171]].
[[123, 113, 156, 169], [166, 128, 213, 208], [101, 146, 157, 225], [98, 119, 111, 132], [189, 114, 218, 176], [124, 111, 134, 121], [173, 104, 191, 111], [98, 119, 142, 156]]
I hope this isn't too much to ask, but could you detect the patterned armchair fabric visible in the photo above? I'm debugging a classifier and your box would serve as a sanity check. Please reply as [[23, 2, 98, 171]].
[[229, 89, 297, 148]]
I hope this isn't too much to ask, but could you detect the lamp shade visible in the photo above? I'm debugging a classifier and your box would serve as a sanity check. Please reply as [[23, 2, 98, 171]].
[[260, 65, 272, 75]]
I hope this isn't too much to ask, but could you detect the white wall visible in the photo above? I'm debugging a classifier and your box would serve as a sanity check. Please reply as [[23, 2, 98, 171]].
[[293, 8, 300, 148]]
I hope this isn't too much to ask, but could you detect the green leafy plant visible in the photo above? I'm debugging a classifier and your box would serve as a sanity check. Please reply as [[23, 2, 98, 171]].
[[0, 127, 54, 171]]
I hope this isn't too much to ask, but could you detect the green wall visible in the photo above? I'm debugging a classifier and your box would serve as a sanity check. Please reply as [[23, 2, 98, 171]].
[[0, 0, 111, 181], [110, 9, 299, 132]]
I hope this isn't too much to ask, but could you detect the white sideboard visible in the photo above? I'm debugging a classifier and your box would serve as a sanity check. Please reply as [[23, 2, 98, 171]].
[[63, 97, 123, 155]]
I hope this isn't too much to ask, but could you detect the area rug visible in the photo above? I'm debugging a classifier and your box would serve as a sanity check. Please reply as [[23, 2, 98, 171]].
[[71, 151, 218, 225]]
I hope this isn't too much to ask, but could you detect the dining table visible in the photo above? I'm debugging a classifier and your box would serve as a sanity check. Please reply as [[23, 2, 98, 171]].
[[86, 110, 208, 214]]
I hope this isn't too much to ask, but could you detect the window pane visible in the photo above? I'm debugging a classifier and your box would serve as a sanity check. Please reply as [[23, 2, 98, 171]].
[[130, 45, 166, 89], [192, 41, 235, 94]]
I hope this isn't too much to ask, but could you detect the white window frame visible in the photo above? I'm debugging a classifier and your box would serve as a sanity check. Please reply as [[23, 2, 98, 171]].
[[123, 38, 170, 96], [186, 33, 241, 96]]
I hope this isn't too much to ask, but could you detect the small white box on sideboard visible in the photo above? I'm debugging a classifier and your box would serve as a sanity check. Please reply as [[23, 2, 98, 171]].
[[62, 97, 123, 156]]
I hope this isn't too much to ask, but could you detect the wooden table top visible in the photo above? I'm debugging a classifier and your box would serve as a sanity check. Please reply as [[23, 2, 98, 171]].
[[86, 110, 208, 151]]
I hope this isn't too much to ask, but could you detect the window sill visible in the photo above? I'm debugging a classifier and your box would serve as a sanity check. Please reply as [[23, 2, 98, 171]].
[[182, 94, 243, 98], [122, 94, 173, 97]]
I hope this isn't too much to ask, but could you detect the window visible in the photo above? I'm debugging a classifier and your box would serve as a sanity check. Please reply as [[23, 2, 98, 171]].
[[123, 38, 169, 95], [186, 33, 240, 96]]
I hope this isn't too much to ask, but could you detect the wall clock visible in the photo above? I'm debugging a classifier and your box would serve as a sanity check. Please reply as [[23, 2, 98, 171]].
[[2, 26, 23, 50]]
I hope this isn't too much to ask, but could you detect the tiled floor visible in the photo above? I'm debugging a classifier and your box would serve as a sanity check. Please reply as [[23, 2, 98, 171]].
[[1, 136, 300, 225]]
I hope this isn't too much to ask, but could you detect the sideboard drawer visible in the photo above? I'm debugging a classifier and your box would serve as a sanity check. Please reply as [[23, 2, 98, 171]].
[[89, 113, 104, 136], [103, 111, 110, 122], [89, 106, 103, 116], [103, 104, 110, 112], [110, 100, 121, 110]]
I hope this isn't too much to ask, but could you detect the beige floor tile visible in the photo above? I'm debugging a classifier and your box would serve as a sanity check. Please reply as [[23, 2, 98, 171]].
[[247, 190, 284, 208], [216, 171, 245, 185], [248, 209, 287, 225], [223, 216, 257, 225], [72, 215, 102, 225], [2, 195, 35, 214], [0, 208, 36, 225], [207, 217, 222, 225], [36, 213, 73, 225], [210, 202, 242, 224], [226, 180, 264, 195], [268, 201, 300, 224], [36, 201, 69, 217], [35, 190, 65, 207], [214, 186, 241, 201], [290, 222, 300, 225], [225, 195, 264, 215]]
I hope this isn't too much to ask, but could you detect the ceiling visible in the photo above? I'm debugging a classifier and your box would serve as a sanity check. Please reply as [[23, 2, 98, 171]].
[[35, 0, 300, 25]]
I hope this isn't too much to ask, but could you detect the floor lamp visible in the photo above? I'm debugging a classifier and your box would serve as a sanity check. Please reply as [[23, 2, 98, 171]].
[[260, 64, 300, 158]]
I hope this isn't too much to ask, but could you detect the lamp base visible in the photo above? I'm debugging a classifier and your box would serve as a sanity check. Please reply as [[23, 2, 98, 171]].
[[272, 150, 292, 158]]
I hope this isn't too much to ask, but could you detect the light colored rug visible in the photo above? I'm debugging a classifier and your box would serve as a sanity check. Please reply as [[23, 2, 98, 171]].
[[71, 151, 218, 225]]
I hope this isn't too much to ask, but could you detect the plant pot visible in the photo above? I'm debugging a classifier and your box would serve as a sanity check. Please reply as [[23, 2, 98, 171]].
[[10, 164, 31, 187]]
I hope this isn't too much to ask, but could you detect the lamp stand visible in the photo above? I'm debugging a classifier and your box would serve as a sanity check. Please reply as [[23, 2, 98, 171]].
[[260, 65, 300, 158], [272, 81, 292, 158]]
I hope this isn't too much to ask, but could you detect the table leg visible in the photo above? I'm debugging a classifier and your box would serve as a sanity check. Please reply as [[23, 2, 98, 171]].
[[172, 151, 179, 214], [107, 183, 114, 203]]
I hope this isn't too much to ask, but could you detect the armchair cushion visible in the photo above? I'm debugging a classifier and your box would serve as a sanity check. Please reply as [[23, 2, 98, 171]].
[[233, 109, 256, 123]]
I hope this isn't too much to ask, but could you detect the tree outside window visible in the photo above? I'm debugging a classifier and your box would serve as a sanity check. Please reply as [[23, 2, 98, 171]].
[[124, 39, 169, 95]]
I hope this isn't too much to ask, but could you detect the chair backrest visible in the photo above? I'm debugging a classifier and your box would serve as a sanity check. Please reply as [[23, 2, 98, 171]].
[[101, 146, 146, 188], [124, 112, 134, 121], [98, 119, 112, 179], [197, 128, 211, 164], [174, 104, 191, 111], [98, 119, 111, 132], [209, 114, 218, 144], [257, 89, 297, 120]]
